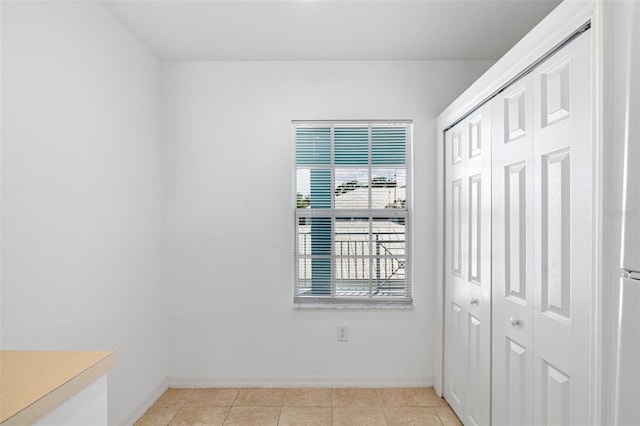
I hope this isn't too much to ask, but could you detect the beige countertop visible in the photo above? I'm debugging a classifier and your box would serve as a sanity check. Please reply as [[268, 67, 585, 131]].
[[0, 350, 115, 425]]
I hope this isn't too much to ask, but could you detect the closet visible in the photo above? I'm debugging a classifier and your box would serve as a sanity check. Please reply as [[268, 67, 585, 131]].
[[443, 29, 593, 426]]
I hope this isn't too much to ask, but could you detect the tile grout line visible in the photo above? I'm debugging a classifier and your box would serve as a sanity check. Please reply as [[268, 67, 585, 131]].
[[145, 387, 460, 426], [222, 387, 241, 425], [277, 390, 283, 426]]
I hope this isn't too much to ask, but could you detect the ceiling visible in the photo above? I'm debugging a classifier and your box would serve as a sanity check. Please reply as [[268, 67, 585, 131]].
[[103, 0, 562, 61]]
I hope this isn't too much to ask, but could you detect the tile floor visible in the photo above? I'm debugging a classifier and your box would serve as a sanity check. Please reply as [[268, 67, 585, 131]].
[[136, 387, 462, 425]]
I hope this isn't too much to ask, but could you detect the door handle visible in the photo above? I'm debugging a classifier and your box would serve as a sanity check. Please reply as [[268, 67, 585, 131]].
[[470, 298, 479, 305], [510, 317, 521, 326]]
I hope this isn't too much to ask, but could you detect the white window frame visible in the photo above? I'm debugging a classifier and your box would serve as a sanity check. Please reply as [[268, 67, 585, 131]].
[[292, 120, 413, 307]]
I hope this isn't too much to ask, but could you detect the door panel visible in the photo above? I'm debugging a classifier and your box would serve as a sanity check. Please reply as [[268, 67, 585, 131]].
[[444, 103, 492, 426], [469, 173, 483, 285], [540, 148, 571, 320], [492, 75, 535, 426], [450, 301, 466, 406], [506, 338, 528, 426], [453, 179, 463, 277], [463, 104, 492, 426], [445, 122, 468, 415], [541, 362, 571, 426], [467, 313, 482, 426], [492, 32, 591, 426], [532, 31, 592, 426], [506, 161, 527, 303]]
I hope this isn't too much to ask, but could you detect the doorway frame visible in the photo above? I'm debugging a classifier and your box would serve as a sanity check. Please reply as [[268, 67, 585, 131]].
[[434, 1, 605, 424]]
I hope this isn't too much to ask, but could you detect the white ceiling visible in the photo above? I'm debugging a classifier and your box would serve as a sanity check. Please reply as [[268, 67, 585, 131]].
[[103, 0, 562, 61]]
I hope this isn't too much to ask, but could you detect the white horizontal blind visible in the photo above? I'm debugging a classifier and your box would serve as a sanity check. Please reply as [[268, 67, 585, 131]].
[[294, 121, 412, 304]]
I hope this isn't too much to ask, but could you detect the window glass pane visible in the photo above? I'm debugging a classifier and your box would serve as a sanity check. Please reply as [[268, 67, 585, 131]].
[[297, 218, 310, 254], [310, 217, 332, 255], [335, 257, 371, 296], [296, 127, 330, 165], [335, 127, 368, 165], [296, 258, 332, 296], [310, 258, 332, 295], [297, 218, 332, 256], [373, 216, 406, 296], [296, 217, 332, 296], [373, 257, 406, 296], [335, 168, 369, 209], [296, 169, 311, 208], [335, 217, 371, 296], [372, 126, 405, 165], [335, 217, 371, 257], [373, 217, 406, 258], [297, 257, 312, 293], [297, 168, 332, 209], [308, 169, 331, 209], [371, 168, 406, 209]]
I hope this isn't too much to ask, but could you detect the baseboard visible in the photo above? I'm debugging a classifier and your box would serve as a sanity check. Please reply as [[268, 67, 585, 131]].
[[168, 376, 434, 388], [121, 377, 169, 426]]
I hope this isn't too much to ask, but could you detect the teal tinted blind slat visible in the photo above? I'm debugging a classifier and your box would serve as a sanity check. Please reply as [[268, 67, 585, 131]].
[[310, 217, 332, 255], [309, 169, 331, 209], [335, 127, 369, 165], [296, 128, 330, 165], [372, 127, 406, 165]]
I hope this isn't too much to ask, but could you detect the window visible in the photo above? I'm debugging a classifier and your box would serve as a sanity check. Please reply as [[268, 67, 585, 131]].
[[294, 120, 412, 306]]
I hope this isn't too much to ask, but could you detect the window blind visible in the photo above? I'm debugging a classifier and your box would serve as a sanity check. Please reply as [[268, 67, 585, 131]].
[[294, 121, 412, 305]]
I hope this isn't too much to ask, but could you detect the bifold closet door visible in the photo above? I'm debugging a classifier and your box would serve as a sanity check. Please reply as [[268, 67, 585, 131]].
[[444, 102, 492, 426], [491, 74, 535, 426], [531, 31, 592, 426], [492, 32, 592, 426]]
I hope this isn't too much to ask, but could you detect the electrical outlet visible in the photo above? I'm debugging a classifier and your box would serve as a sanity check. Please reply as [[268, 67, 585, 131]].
[[337, 325, 348, 342]]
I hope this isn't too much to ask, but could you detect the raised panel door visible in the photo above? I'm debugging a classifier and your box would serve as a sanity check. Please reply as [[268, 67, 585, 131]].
[[532, 31, 592, 426], [492, 76, 535, 426], [444, 103, 492, 426], [445, 120, 468, 416]]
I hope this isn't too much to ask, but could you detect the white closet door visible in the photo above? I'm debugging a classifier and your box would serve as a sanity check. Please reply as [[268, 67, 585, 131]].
[[491, 31, 592, 426], [531, 31, 592, 426], [491, 75, 535, 426], [444, 103, 492, 426], [445, 119, 468, 417]]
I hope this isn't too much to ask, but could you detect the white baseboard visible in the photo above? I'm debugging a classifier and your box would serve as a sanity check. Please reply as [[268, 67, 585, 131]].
[[121, 377, 168, 426], [168, 376, 434, 388]]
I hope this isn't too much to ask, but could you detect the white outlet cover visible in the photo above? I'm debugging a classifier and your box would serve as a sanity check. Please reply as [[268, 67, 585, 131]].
[[337, 326, 348, 342]]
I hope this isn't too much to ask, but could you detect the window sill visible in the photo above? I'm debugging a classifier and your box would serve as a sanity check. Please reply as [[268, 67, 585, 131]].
[[293, 301, 414, 310]]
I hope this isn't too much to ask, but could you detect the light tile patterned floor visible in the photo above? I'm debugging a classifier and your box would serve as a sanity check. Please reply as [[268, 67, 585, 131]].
[[136, 387, 462, 425]]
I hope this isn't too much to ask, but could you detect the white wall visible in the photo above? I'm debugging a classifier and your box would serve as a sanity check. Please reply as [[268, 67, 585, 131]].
[[163, 60, 493, 385], [600, 1, 635, 423], [1, 2, 167, 425]]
